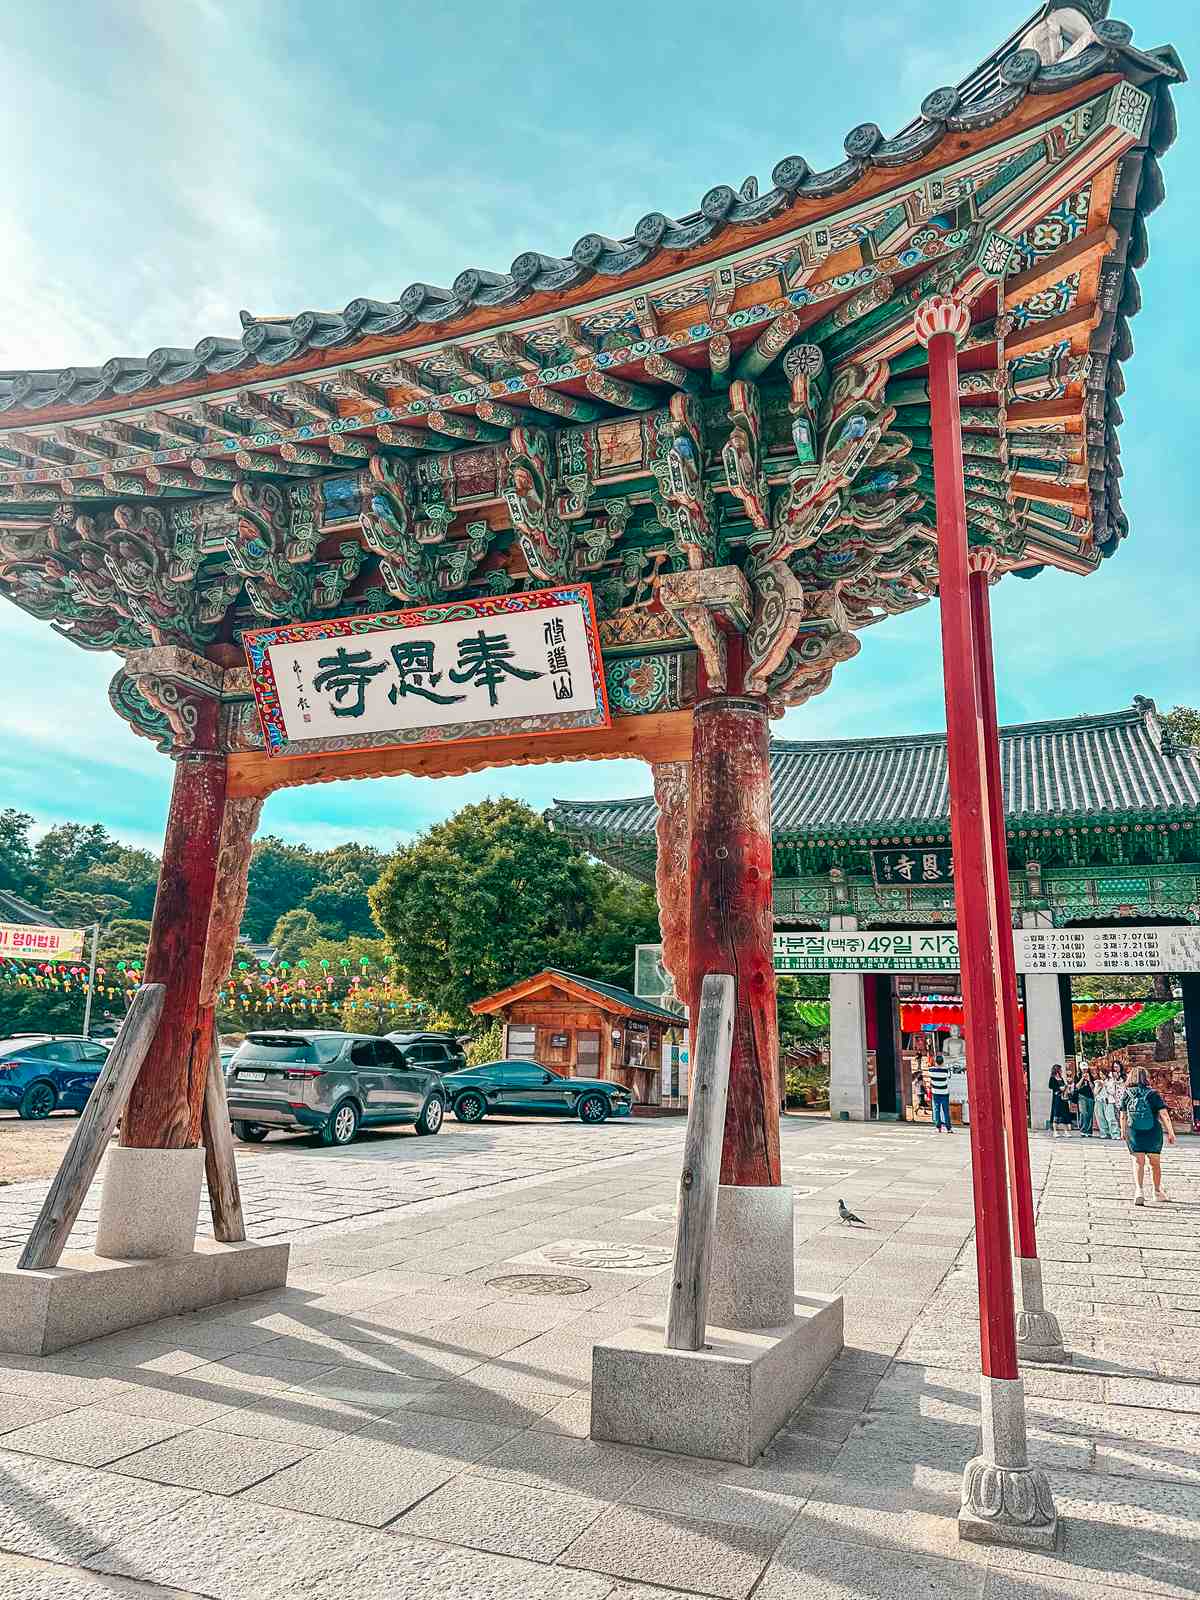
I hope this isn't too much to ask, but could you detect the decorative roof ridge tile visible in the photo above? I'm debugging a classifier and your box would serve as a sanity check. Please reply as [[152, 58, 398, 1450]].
[[0, 14, 1178, 422]]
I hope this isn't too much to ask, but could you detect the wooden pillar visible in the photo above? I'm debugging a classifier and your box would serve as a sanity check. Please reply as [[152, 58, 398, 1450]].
[[652, 760, 692, 1015], [688, 695, 781, 1186], [969, 560, 1039, 1262], [918, 294, 1019, 1382], [122, 699, 261, 1151]]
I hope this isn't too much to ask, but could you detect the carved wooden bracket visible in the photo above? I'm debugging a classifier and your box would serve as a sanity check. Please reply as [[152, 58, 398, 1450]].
[[658, 566, 752, 694], [118, 646, 225, 755]]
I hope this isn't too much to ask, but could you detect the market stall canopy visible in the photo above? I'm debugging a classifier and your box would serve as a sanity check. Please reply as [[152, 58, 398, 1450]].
[[0, 5, 1183, 761]]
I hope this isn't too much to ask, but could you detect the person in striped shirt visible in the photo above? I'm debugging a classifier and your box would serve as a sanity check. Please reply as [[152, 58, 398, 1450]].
[[929, 1052, 952, 1133]]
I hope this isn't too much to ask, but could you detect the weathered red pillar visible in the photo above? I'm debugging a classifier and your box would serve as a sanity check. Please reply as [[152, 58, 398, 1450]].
[[122, 724, 229, 1150], [687, 693, 780, 1186], [971, 559, 1065, 1362], [919, 295, 1018, 1379], [919, 293, 1056, 1545]]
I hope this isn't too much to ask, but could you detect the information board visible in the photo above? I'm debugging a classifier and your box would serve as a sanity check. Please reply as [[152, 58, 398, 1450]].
[[773, 926, 1200, 974]]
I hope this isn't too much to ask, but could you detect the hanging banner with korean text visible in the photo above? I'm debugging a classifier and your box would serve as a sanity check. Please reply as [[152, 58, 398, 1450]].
[[0, 923, 86, 962], [244, 586, 610, 759], [773, 925, 1200, 974], [871, 847, 953, 887]]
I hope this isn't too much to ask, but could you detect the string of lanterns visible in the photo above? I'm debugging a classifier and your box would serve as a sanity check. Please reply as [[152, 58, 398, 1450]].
[[0, 954, 428, 1018]]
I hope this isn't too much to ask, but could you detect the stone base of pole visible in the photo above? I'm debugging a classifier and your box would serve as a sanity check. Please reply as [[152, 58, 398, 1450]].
[[591, 1185, 843, 1464], [1014, 1256, 1069, 1365], [959, 1375, 1059, 1549], [0, 1145, 290, 1356]]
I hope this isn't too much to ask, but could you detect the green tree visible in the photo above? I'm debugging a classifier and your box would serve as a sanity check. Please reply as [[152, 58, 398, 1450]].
[[0, 810, 35, 896], [370, 798, 598, 1023], [466, 1020, 504, 1065], [552, 865, 660, 991], [243, 838, 320, 941], [301, 873, 376, 938], [269, 908, 323, 963], [1164, 704, 1200, 747]]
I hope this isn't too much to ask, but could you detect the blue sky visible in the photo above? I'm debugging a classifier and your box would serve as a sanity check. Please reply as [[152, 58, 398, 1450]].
[[1, 0, 1196, 855]]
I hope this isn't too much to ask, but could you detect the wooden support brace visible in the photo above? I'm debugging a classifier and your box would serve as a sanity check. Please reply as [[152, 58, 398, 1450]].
[[665, 973, 735, 1352], [17, 985, 166, 1271], [201, 1033, 247, 1243], [1004, 304, 1098, 360], [1005, 225, 1117, 303]]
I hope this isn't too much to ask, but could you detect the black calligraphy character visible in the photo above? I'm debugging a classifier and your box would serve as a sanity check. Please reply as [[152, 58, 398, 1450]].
[[449, 629, 543, 707], [546, 645, 569, 673], [387, 641, 467, 706], [312, 647, 387, 718], [553, 676, 574, 701], [543, 617, 566, 646]]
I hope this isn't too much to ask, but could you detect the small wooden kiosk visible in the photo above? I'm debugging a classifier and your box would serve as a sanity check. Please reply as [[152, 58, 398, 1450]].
[[470, 967, 681, 1105]]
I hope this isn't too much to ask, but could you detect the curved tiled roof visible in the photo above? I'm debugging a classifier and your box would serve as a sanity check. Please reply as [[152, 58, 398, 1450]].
[[0, 11, 1177, 442], [549, 700, 1200, 843]]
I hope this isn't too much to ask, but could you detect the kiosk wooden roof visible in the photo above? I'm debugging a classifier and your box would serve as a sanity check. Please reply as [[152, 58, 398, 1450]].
[[0, 4, 1182, 792]]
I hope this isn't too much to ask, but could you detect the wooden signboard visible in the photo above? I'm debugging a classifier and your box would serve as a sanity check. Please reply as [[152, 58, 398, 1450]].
[[871, 847, 954, 886], [244, 585, 609, 759]]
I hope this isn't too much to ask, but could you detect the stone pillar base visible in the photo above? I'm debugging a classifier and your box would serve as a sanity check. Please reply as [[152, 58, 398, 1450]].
[[1015, 1256, 1069, 1365], [708, 1185, 795, 1329], [591, 1295, 844, 1464], [96, 1146, 204, 1260], [959, 1375, 1058, 1549], [0, 1241, 290, 1356]]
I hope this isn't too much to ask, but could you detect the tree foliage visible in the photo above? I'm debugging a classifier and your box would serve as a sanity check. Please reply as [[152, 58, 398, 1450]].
[[371, 799, 659, 1024], [1164, 704, 1200, 748]]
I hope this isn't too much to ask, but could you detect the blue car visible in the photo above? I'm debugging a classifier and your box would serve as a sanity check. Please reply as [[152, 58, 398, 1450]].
[[0, 1035, 110, 1119]]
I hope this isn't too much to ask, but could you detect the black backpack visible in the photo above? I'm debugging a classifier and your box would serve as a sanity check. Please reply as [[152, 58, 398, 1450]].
[[1129, 1084, 1156, 1133]]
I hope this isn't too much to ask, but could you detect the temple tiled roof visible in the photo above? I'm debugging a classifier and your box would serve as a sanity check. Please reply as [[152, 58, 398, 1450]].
[[0, 5, 1185, 756], [0, 13, 1174, 431], [548, 699, 1200, 846]]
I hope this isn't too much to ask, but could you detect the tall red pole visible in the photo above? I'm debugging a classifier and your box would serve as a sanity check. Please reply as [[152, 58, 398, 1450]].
[[969, 561, 1036, 1256], [971, 562, 1066, 1362], [918, 296, 1018, 1382], [919, 294, 1057, 1547]]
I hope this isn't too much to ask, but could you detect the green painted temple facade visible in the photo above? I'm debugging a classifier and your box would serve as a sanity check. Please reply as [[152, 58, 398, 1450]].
[[550, 698, 1200, 930], [551, 698, 1200, 1126]]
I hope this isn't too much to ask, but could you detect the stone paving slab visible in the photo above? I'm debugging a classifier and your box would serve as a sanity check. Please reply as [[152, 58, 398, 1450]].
[[0, 1117, 1196, 1597]]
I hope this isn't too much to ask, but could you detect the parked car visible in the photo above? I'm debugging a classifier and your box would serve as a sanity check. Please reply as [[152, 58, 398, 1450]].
[[384, 1031, 467, 1071], [0, 1035, 111, 1119], [441, 1058, 633, 1124], [225, 1030, 446, 1147]]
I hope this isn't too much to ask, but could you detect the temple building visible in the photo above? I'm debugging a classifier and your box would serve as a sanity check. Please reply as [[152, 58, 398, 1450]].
[[550, 697, 1200, 1124]]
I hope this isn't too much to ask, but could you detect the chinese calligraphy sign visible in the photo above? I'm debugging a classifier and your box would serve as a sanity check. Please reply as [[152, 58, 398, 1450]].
[[244, 586, 609, 759], [871, 847, 953, 887]]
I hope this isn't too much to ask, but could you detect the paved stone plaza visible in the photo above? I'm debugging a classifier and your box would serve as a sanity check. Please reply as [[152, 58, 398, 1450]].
[[0, 1115, 1196, 1598]]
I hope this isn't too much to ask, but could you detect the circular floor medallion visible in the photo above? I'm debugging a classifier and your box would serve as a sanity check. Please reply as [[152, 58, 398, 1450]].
[[485, 1273, 592, 1296], [540, 1242, 674, 1271]]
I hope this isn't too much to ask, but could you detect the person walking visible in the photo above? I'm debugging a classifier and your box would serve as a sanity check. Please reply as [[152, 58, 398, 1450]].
[[1076, 1065, 1096, 1137], [929, 1051, 952, 1133], [1048, 1064, 1072, 1138], [1097, 1067, 1122, 1139], [1120, 1065, 1176, 1205]]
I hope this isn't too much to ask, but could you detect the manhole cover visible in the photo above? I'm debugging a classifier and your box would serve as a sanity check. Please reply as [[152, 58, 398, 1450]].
[[486, 1273, 592, 1296]]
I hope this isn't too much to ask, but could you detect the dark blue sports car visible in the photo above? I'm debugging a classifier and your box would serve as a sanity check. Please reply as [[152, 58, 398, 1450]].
[[0, 1035, 110, 1119]]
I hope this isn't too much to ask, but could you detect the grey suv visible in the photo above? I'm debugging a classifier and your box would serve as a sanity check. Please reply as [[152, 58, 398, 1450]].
[[226, 1031, 446, 1147]]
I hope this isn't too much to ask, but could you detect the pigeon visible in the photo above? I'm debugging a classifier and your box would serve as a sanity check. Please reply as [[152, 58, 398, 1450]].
[[838, 1198, 866, 1226]]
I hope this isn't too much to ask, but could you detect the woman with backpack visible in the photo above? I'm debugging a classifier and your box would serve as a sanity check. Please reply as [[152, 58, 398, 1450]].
[[1120, 1065, 1176, 1205]]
